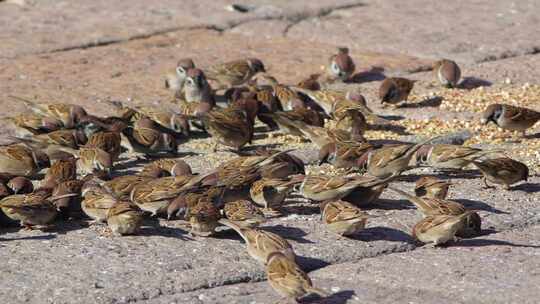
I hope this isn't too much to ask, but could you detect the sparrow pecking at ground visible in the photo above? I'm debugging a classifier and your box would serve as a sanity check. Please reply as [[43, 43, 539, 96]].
[[432, 59, 461, 88], [320, 199, 370, 237], [379, 77, 416, 107], [106, 201, 144, 236], [205, 58, 266, 89], [414, 176, 451, 199], [480, 104, 540, 137], [414, 143, 498, 171], [0, 144, 50, 177], [412, 211, 478, 246], [222, 199, 266, 228], [472, 157, 529, 190]]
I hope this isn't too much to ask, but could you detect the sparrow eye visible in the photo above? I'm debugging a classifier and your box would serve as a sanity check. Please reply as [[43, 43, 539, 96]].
[[186, 78, 195, 86]]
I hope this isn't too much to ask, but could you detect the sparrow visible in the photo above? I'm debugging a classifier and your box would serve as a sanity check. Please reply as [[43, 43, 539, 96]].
[[320, 200, 369, 237], [298, 174, 391, 202], [255, 74, 300, 111], [11, 95, 88, 128], [391, 186, 482, 237], [266, 251, 328, 302], [0, 190, 57, 229], [296, 74, 321, 91], [480, 104, 540, 137], [41, 158, 78, 189], [219, 218, 295, 264], [134, 105, 190, 136], [205, 58, 266, 89], [318, 140, 375, 169], [182, 68, 215, 103], [186, 199, 221, 237], [77, 147, 113, 178], [139, 159, 192, 178], [250, 178, 296, 216], [49, 178, 86, 219], [333, 108, 368, 136], [222, 199, 266, 228], [357, 136, 440, 179], [130, 175, 203, 215], [0, 144, 50, 177], [472, 157, 529, 190], [412, 211, 478, 246], [243, 83, 281, 129], [19, 129, 87, 150], [6, 176, 34, 194], [291, 87, 360, 117], [7, 113, 63, 136], [261, 107, 324, 138], [85, 130, 122, 161], [293, 124, 361, 149], [200, 105, 253, 152], [122, 118, 177, 156], [414, 144, 498, 171], [379, 77, 416, 107], [414, 176, 450, 199], [76, 114, 128, 138], [433, 59, 461, 88], [327, 47, 355, 81], [342, 184, 387, 207], [104, 175, 153, 200], [165, 58, 196, 99], [81, 182, 118, 223], [106, 201, 144, 236], [257, 150, 305, 178]]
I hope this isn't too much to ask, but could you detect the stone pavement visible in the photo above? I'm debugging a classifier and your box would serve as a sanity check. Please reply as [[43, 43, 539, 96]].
[[1, 1, 539, 303]]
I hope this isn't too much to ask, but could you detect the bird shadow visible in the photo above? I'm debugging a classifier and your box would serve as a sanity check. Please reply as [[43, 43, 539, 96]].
[[349, 66, 386, 83], [137, 218, 193, 240], [399, 96, 443, 108], [428, 170, 482, 180], [0, 233, 57, 242], [452, 238, 540, 249], [376, 114, 405, 121], [282, 203, 321, 216], [301, 290, 356, 304], [264, 224, 314, 244], [296, 255, 331, 272], [459, 77, 492, 90], [454, 198, 508, 214], [511, 182, 540, 193], [349, 226, 416, 244], [367, 198, 414, 211], [368, 123, 412, 135]]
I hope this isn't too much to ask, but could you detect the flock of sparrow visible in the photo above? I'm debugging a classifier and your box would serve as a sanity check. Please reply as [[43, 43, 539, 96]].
[[1, 46, 539, 303]]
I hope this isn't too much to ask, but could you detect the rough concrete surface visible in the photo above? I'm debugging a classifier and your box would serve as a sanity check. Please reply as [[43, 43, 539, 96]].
[[1, 1, 540, 304]]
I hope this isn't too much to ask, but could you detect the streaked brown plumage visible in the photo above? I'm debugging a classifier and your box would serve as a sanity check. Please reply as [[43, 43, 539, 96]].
[[379, 77, 416, 106], [205, 58, 265, 89], [328, 47, 355, 81], [222, 199, 266, 228], [414, 176, 450, 199], [480, 104, 540, 136], [0, 144, 50, 177], [320, 200, 369, 237], [106, 201, 144, 236], [433, 59, 461, 88], [473, 157, 529, 189]]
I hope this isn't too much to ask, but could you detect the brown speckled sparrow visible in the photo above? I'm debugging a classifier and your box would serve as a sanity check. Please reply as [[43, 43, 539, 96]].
[[81, 182, 118, 223], [0, 144, 50, 177], [19, 129, 87, 151], [222, 200, 266, 228], [139, 159, 192, 178], [106, 201, 144, 236], [415, 176, 450, 199], [49, 178, 86, 219], [12, 96, 88, 129], [206, 58, 266, 89], [7, 176, 34, 194], [342, 183, 387, 208], [473, 157, 529, 190], [262, 107, 324, 138], [130, 175, 203, 215], [432, 59, 461, 88], [412, 211, 478, 246], [379, 77, 416, 107], [133, 105, 190, 136], [358, 136, 440, 179], [250, 178, 297, 216], [0, 190, 56, 229], [7, 113, 63, 136], [327, 47, 355, 81], [219, 218, 295, 264], [86, 130, 122, 161], [186, 199, 221, 237], [318, 140, 375, 169], [298, 174, 391, 202], [255, 74, 300, 111], [183, 68, 215, 104], [320, 200, 369, 237], [42, 158, 77, 189], [293, 124, 361, 149], [165, 58, 196, 99], [103, 175, 152, 200], [122, 118, 177, 156], [389, 186, 466, 217], [414, 144, 497, 171], [480, 104, 540, 137], [77, 147, 113, 178], [266, 252, 328, 302], [200, 105, 253, 152]]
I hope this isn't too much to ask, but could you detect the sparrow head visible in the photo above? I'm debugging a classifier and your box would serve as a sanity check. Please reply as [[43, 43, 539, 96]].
[[330, 47, 355, 80], [32, 149, 51, 169], [480, 104, 502, 125], [170, 160, 192, 177], [7, 176, 34, 194], [248, 58, 266, 73], [176, 58, 195, 78], [170, 114, 190, 136], [160, 133, 178, 153], [185, 68, 208, 89]]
